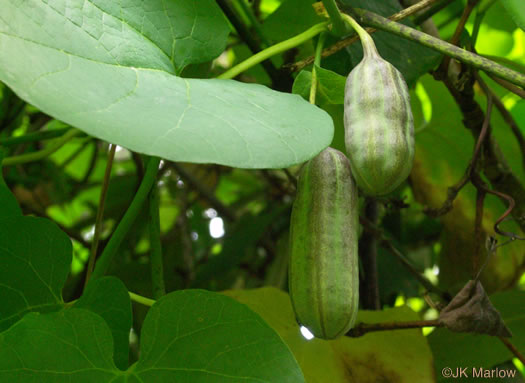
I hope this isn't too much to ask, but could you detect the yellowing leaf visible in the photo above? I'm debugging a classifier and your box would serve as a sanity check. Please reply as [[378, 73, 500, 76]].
[[225, 287, 435, 383]]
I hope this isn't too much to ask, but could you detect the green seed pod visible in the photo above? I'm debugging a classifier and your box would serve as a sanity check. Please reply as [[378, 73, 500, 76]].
[[289, 147, 359, 340], [343, 18, 414, 196]]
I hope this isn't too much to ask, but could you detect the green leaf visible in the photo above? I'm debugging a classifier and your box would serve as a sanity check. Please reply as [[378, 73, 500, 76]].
[[292, 67, 346, 105], [134, 290, 304, 382], [74, 277, 132, 371], [292, 70, 313, 101], [225, 287, 435, 383], [315, 66, 346, 104], [0, 309, 119, 382], [0, 172, 21, 217], [262, 0, 324, 41], [0, 216, 71, 332], [0, 1, 334, 169], [0, 290, 305, 382], [429, 289, 525, 381], [501, 0, 525, 31]]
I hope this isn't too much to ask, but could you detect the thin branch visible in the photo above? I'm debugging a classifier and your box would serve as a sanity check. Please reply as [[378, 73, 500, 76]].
[[473, 187, 486, 278], [423, 172, 470, 217], [347, 319, 443, 337], [477, 81, 525, 171], [359, 216, 451, 302], [285, 0, 443, 73], [413, 0, 456, 25], [438, 0, 478, 74], [84, 144, 116, 288], [486, 72, 525, 99], [353, 8, 525, 88], [499, 337, 525, 365], [359, 199, 381, 310]]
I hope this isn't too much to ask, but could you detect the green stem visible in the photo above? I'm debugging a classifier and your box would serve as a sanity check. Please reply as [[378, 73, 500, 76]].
[[129, 291, 156, 307], [322, 0, 347, 36], [149, 182, 166, 299], [90, 156, 161, 281], [218, 21, 330, 80], [2, 128, 82, 166], [341, 14, 378, 58], [310, 33, 327, 105], [0, 127, 71, 147], [478, 0, 498, 14], [84, 144, 116, 288], [353, 8, 525, 88], [237, 0, 271, 46]]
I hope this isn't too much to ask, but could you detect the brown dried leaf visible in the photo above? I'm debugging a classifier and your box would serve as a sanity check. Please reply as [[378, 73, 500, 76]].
[[439, 280, 512, 337]]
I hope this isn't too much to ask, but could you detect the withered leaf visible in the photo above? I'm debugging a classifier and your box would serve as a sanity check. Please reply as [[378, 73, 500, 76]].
[[438, 280, 512, 337]]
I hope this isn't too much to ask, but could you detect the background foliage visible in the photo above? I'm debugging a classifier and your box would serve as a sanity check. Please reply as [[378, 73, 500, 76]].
[[0, 0, 524, 382]]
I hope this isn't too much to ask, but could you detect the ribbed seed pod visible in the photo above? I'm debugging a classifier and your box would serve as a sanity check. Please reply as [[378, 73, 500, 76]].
[[289, 148, 359, 340], [343, 19, 414, 196]]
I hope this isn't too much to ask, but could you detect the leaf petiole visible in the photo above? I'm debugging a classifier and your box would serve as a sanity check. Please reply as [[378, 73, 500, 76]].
[[218, 21, 330, 80]]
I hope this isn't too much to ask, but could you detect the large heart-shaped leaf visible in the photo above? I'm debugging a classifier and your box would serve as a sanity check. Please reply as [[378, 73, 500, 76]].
[[0, 290, 305, 382], [500, 0, 525, 31], [0, 216, 71, 333], [74, 277, 132, 371], [0, 0, 333, 169]]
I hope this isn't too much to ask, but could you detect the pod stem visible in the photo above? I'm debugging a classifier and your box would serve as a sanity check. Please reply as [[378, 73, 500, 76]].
[[342, 13, 378, 58]]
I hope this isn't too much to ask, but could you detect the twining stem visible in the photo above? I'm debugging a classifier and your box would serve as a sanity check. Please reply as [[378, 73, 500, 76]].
[[149, 182, 166, 299], [310, 32, 327, 104], [321, 0, 347, 36], [218, 21, 330, 80], [2, 128, 82, 166], [129, 291, 156, 307], [438, 0, 478, 74], [84, 144, 116, 288], [0, 127, 71, 147], [287, 0, 441, 72], [90, 156, 161, 281], [353, 8, 525, 88], [473, 187, 486, 278], [359, 199, 381, 310]]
